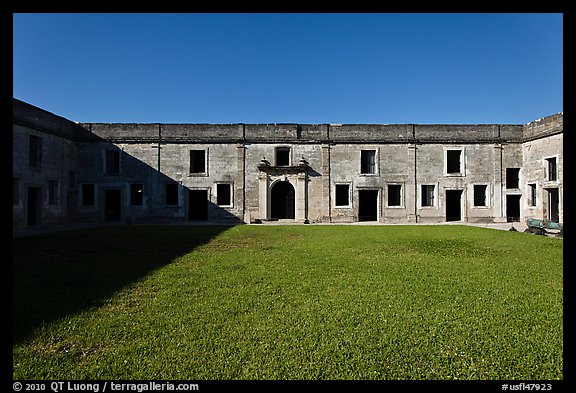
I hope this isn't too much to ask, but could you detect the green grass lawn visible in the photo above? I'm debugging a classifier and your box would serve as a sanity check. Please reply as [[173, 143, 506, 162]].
[[13, 224, 563, 380]]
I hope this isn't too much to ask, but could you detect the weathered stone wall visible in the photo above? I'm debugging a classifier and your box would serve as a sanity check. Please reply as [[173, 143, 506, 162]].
[[85, 123, 160, 143], [14, 99, 96, 142], [12, 123, 79, 227], [330, 124, 412, 143], [81, 122, 526, 144], [523, 113, 563, 141], [13, 100, 84, 228], [415, 125, 499, 143], [521, 133, 563, 222], [13, 98, 563, 229]]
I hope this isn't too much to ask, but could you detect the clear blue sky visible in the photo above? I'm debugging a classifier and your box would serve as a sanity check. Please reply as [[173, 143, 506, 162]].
[[13, 13, 563, 124]]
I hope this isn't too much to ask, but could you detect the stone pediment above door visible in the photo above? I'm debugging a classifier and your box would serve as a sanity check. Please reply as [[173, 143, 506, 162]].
[[257, 157, 310, 175]]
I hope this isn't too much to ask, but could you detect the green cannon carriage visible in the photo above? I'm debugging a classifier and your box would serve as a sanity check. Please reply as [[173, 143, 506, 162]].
[[525, 218, 563, 237]]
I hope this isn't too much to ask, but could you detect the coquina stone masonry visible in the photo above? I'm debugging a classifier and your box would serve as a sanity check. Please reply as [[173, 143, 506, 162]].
[[13, 98, 563, 228]]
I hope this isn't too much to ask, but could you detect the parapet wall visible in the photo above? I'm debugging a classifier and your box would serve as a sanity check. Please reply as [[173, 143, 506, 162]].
[[330, 124, 412, 142], [163, 124, 244, 142], [15, 96, 557, 144], [13, 98, 98, 142], [80, 122, 537, 144], [414, 124, 500, 143], [85, 123, 159, 143], [523, 112, 563, 141]]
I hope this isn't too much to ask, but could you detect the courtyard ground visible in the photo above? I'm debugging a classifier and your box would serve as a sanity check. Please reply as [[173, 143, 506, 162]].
[[13, 224, 563, 380]]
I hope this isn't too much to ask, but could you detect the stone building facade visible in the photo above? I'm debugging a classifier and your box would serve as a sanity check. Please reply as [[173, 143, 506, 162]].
[[13, 98, 563, 229]]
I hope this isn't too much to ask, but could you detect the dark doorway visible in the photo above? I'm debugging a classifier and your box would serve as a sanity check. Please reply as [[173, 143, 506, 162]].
[[358, 189, 379, 222], [546, 188, 560, 222], [27, 187, 42, 226], [506, 194, 521, 222], [188, 189, 208, 220], [271, 181, 295, 219], [445, 189, 463, 221], [104, 190, 122, 221]]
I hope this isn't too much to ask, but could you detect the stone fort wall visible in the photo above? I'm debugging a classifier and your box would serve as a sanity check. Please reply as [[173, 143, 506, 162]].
[[13, 98, 563, 228]]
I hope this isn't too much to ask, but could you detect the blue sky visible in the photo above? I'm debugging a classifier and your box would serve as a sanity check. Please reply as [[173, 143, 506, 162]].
[[13, 13, 563, 124]]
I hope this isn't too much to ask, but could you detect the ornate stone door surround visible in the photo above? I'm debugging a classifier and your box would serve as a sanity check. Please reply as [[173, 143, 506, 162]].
[[257, 157, 310, 223]]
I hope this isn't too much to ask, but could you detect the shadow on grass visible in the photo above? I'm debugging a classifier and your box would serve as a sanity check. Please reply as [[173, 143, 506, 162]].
[[12, 224, 232, 344]]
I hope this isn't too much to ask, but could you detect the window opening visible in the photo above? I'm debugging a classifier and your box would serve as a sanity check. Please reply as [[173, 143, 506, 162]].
[[216, 184, 232, 206], [105, 150, 120, 174], [473, 185, 487, 207], [28, 135, 42, 168], [335, 184, 350, 207], [446, 150, 461, 174], [130, 184, 144, 206], [546, 158, 557, 181], [13, 178, 20, 206], [528, 184, 537, 207], [190, 150, 206, 174], [275, 147, 291, 166], [81, 184, 95, 206], [388, 184, 402, 207], [506, 168, 520, 189], [165, 183, 179, 205], [361, 150, 376, 174], [48, 181, 59, 205], [421, 185, 435, 207]]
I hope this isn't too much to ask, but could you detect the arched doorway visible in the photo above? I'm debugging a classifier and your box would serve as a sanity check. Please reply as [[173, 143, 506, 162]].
[[271, 181, 295, 219]]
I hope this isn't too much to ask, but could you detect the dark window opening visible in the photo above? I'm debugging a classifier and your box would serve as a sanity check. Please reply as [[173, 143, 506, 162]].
[[275, 147, 290, 166], [81, 184, 95, 206], [165, 183, 179, 206], [27, 187, 42, 225], [105, 150, 120, 174], [421, 185, 435, 207], [130, 184, 144, 206], [335, 184, 350, 207], [529, 184, 537, 207], [13, 178, 20, 206], [217, 184, 231, 206], [547, 158, 557, 181], [388, 184, 402, 206], [28, 135, 42, 168], [473, 185, 487, 207], [190, 150, 206, 174], [48, 181, 59, 205], [361, 150, 376, 174], [506, 168, 520, 189], [547, 188, 559, 222], [446, 150, 461, 174]]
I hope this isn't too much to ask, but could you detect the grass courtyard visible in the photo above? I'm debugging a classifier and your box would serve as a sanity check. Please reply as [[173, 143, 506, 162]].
[[12, 224, 563, 380]]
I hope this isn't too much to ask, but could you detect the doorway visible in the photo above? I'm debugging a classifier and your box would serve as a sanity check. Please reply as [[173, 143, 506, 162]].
[[270, 181, 295, 219], [27, 187, 42, 226], [506, 194, 521, 222], [358, 189, 379, 222], [188, 189, 208, 220], [104, 189, 122, 221], [546, 188, 560, 222], [445, 189, 463, 221]]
